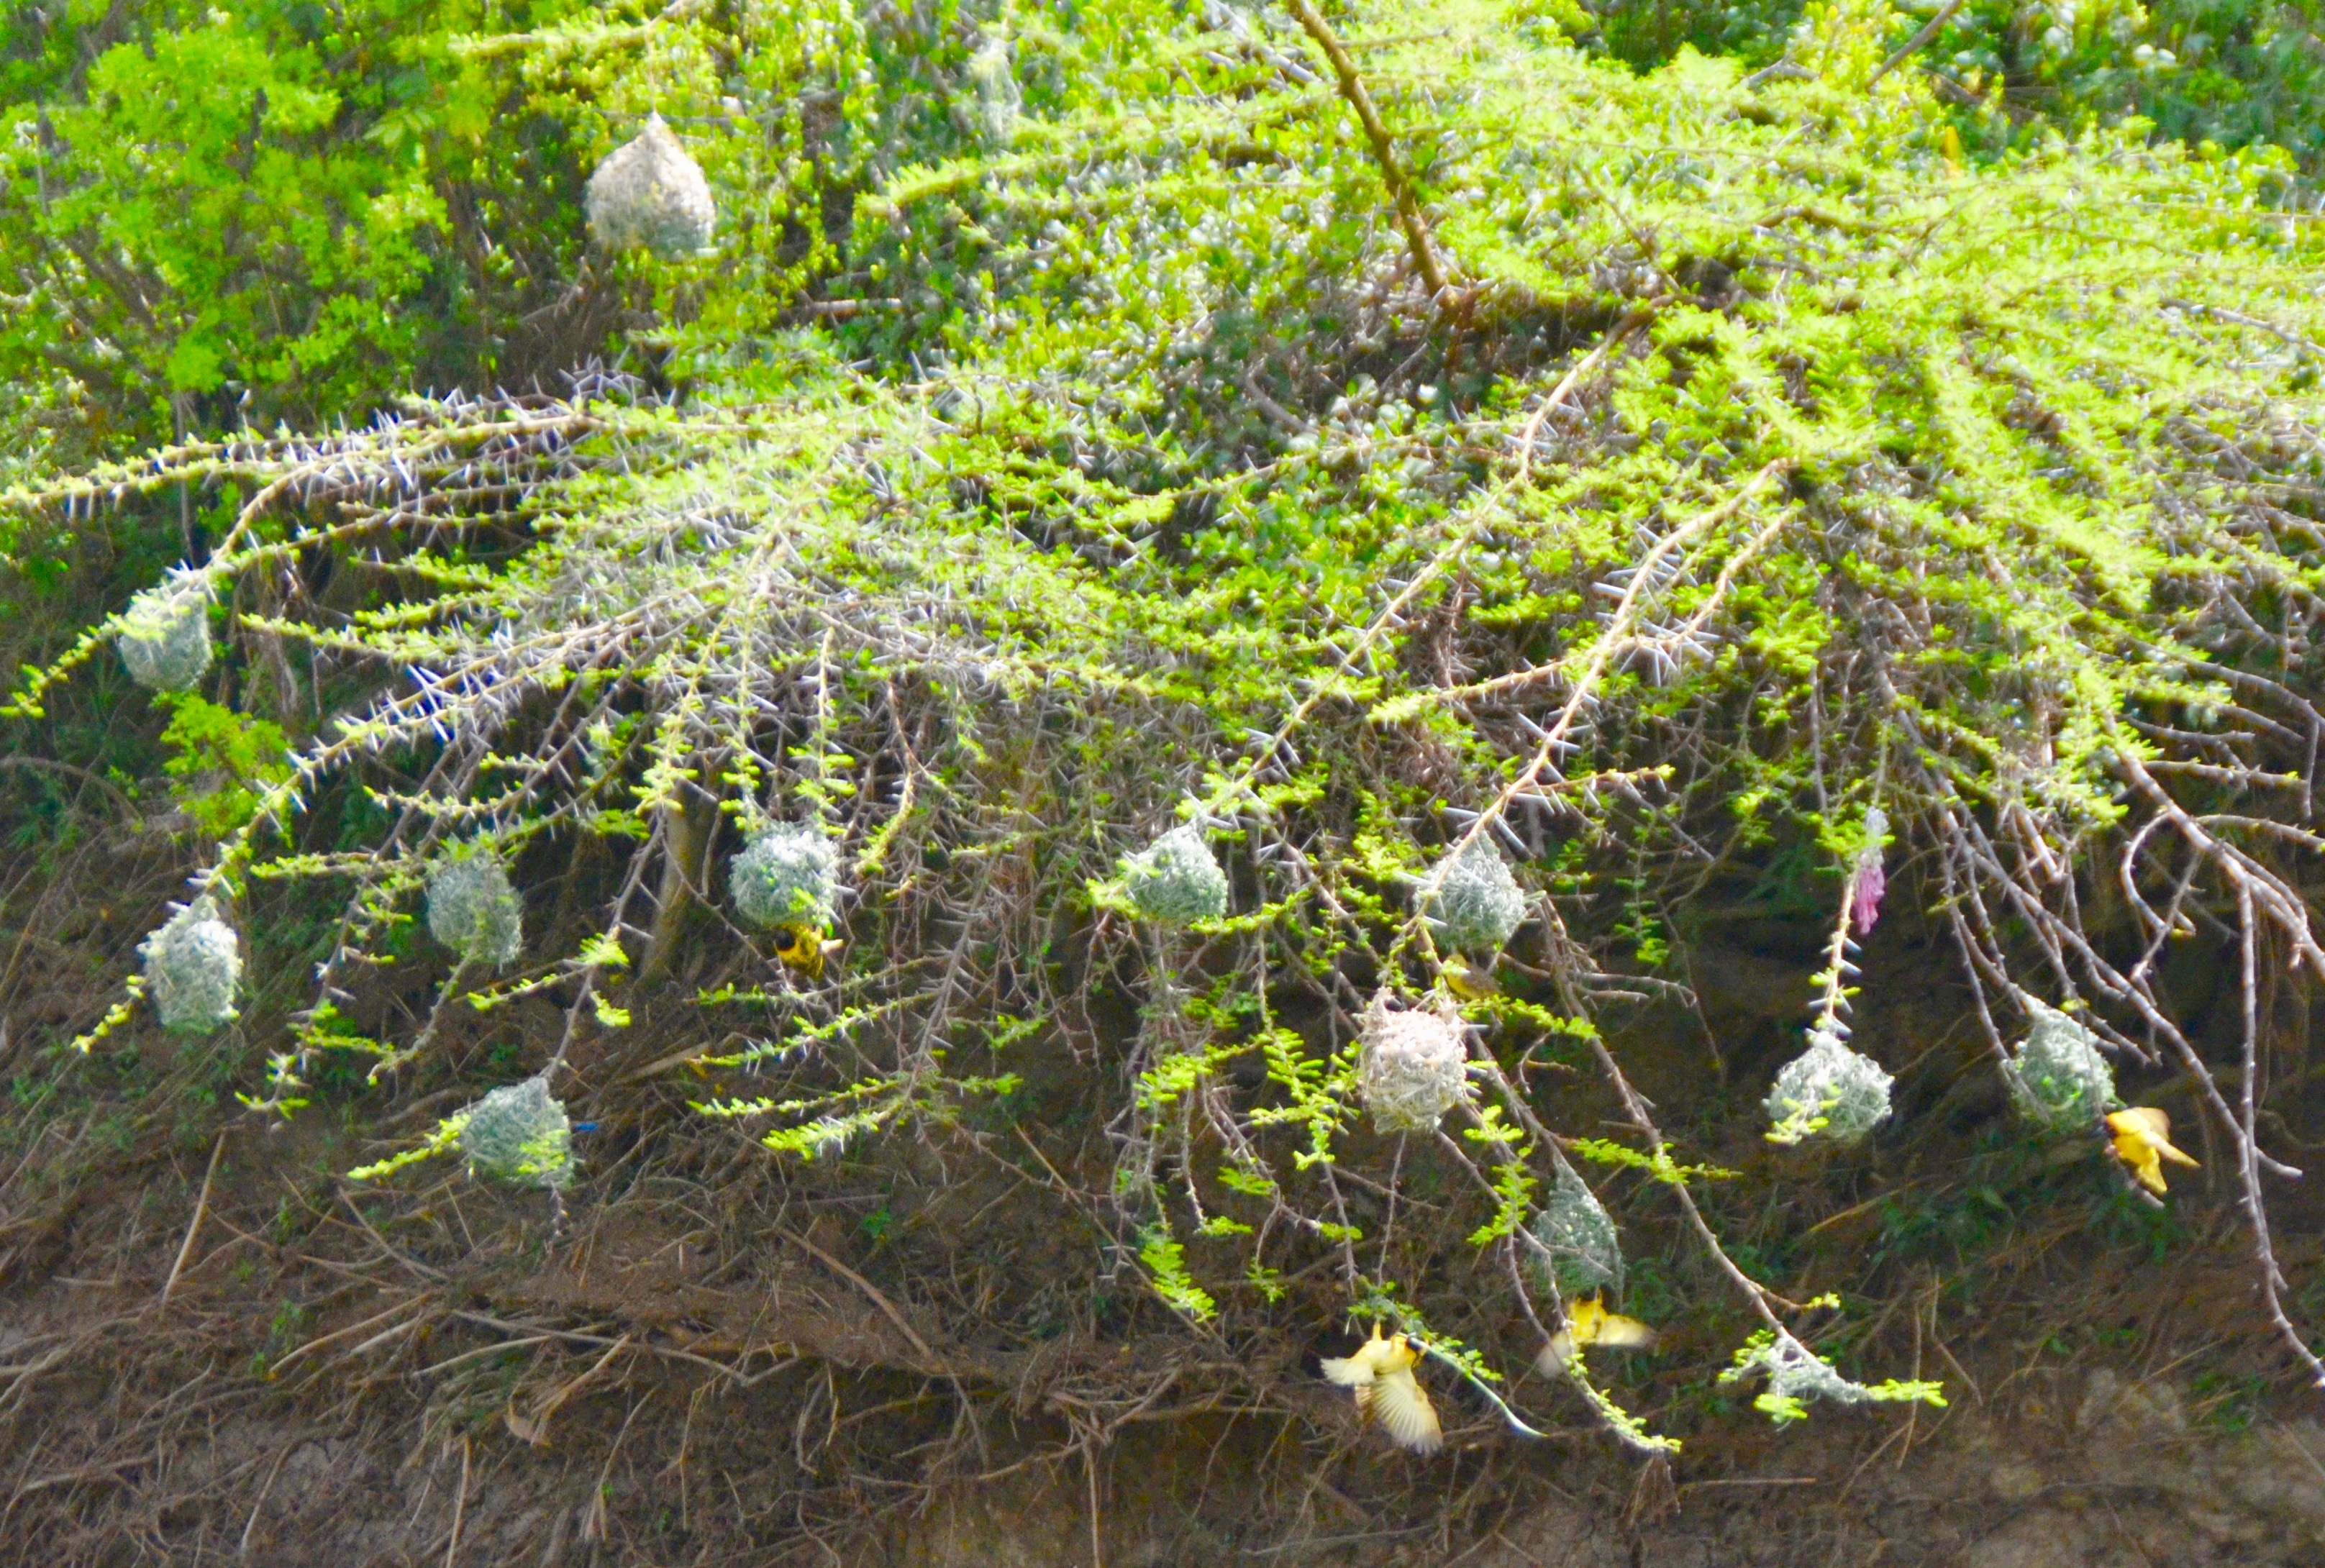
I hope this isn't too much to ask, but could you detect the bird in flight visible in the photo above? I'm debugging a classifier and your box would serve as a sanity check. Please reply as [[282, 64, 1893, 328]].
[[1536, 1295, 1657, 1377], [1320, 1326, 1444, 1454]]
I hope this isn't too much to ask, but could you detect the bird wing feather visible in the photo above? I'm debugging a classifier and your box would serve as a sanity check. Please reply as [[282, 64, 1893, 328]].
[[1534, 1333, 1576, 1379], [1592, 1312, 1659, 1351], [1368, 1366, 1443, 1454], [1319, 1353, 1373, 1388], [2110, 1132, 2167, 1194]]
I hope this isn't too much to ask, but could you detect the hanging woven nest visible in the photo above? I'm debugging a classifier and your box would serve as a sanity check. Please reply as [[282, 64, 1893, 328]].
[[585, 113, 715, 259], [1120, 822, 1229, 926], [139, 895, 242, 1034], [1419, 837, 1527, 954], [1764, 1025, 1893, 1146], [730, 822, 840, 929], [116, 572, 214, 693], [2004, 1000, 2117, 1128], [1356, 991, 1470, 1134], [1529, 1162, 1624, 1298], [426, 850, 524, 967], [460, 1077, 575, 1190]]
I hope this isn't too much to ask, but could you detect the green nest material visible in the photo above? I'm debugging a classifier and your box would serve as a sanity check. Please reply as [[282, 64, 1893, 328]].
[[1764, 1026, 1893, 1146], [1120, 823, 1229, 926], [460, 1077, 575, 1190], [116, 573, 214, 693], [1357, 992, 1471, 1134], [2004, 1000, 2117, 1128], [139, 895, 242, 1034], [730, 823, 840, 929], [1530, 1162, 1624, 1298], [426, 851, 524, 967], [585, 114, 715, 259], [1726, 1332, 1875, 1418], [1420, 839, 1527, 954]]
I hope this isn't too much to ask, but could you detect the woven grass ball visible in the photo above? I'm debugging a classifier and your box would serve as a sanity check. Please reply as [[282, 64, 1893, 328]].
[[140, 895, 241, 1034], [2006, 1000, 2116, 1128], [585, 113, 715, 259], [117, 574, 213, 693], [1530, 1162, 1624, 1298], [427, 852, 523, 967], [460, 1077, 574, 1190], [1764, 1026, 1893, 1146], [1420, 839, 1527, 953], [967, 36, 1020, 144], [1121, 823, 1229, 926], [1357, 992, 1470, 1134], [731, 823, 839, 929]]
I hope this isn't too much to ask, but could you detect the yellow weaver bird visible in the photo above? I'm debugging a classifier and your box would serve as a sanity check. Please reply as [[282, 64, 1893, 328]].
[[773, 924, 842, 982], [1319, 1326, 1443, 1454], [1441, 954, 1501, 1002], [1535, 1295, 1657, 1377], [2106, 1106, 2198, 1196]]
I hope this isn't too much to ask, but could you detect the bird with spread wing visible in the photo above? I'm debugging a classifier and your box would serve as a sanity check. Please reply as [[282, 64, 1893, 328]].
[[1535, 1295, 1658, 1377], [1320, 1326, 1444, 1454]]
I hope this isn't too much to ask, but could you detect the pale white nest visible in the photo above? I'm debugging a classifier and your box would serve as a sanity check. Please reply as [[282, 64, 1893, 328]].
[[427, 852, 524, 967], [140, 895, 242, 1034], [461, 1077, 574, 1190], [1121, 823, 1229, 925], [2005, 1000, 2116, 1127], [117, 573, 214, 693], [1764, 1026, 1893, 1146], [1419, 839, 1526, 954], [730, 823, 839, 929], [1357, 993, 1470, 1134], [586, 114, 715, 258]]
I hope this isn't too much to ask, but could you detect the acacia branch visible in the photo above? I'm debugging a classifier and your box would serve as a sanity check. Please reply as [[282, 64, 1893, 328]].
[[1286, 0, 1450, 304]]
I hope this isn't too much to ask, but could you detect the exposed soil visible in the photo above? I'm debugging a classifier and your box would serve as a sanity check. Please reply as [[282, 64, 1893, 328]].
[[7, 830, 2325, 1566]]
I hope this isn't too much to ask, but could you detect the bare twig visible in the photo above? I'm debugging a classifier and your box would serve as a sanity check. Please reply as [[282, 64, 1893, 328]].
[[1866, 0, 1966, 88], [158, 1131, 227, 1307]]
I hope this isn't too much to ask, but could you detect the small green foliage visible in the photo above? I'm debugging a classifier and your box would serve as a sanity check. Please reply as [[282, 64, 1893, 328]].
[[347, 1115, 467, 1182], [1571, 1138, 1740, 1185], [1138, 1222, 1217, 1321], [235, 1052, 310, 1119], [159, 696, 293, 839]]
